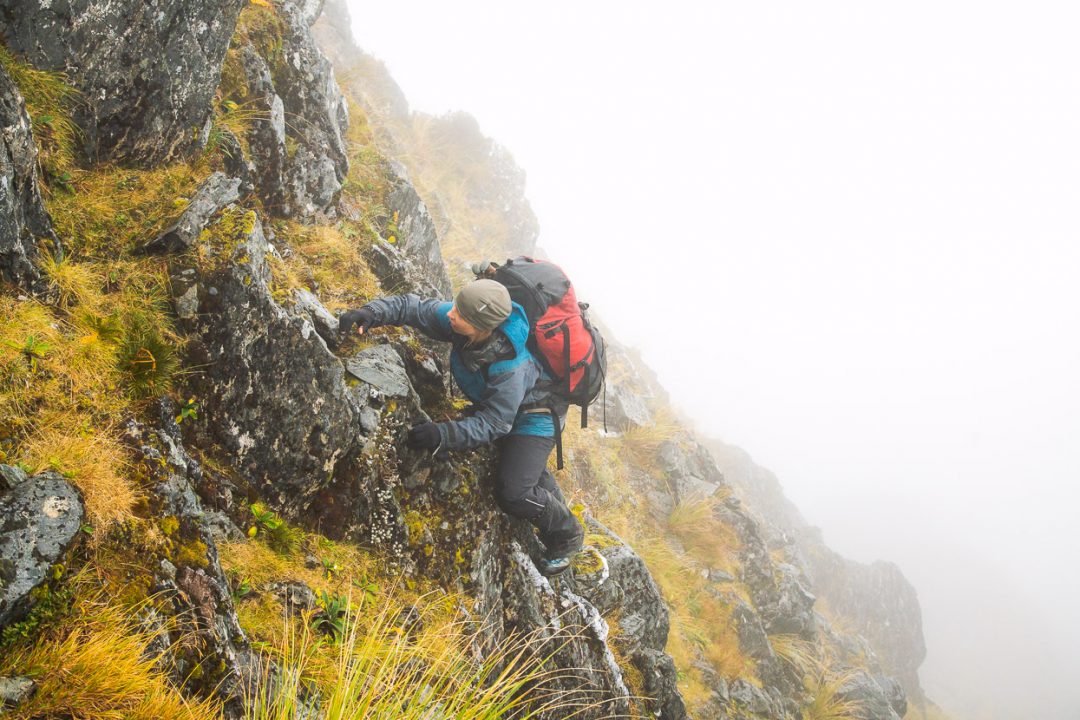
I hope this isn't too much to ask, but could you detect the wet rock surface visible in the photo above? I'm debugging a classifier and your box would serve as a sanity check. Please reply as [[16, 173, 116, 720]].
[[0, 67, 55, 292], [710, 436, 926, 704], [573, 518, 686, 718], [170, 208, 363, 518], [0, 468, 83, 628], [808, 552, 925, 701], [658, 439, 725, 502], [267, 580, 317, 617], [837, 670, 905, 720], [0, 0, 245, 165]]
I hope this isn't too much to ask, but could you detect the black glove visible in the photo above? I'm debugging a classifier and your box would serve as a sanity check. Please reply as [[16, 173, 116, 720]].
[[339, 307, 376, 337], [406, 422, 441, 450]]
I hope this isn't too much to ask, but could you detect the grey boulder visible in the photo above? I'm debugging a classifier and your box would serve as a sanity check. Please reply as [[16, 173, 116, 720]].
[[0, 0, 246, 165], [0, 468, 84, 628]]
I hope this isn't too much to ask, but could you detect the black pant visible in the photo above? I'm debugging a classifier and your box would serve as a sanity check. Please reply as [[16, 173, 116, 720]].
[[495, 434, 583, 557]]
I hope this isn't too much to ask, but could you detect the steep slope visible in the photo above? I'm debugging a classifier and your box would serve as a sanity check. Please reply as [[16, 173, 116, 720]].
[[310, 4, 925, 720], [1, 1, 925, 718], [1, 1, 678, 717]]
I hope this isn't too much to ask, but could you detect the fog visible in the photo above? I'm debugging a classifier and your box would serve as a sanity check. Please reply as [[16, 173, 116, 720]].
[[346, 2, 1080, 718]]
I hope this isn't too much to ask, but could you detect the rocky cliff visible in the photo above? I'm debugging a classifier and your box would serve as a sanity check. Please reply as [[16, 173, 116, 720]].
[[707, 440, 928, 710], [0, 1, 925, 718]]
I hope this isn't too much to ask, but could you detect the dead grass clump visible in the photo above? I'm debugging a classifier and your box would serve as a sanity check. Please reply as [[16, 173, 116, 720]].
[[41, 254, 103, 311], [0, 286, 173, 525], [801, 667, 866, 720], [769, 633, 820, 679], [271, 221, 380, 312], [246, 593, 591, 719]]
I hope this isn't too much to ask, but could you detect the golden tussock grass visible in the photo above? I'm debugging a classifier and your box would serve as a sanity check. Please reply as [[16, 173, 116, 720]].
[[270, 222, 381, 312], [41, 254, 103, 311], [634, 534, 756, 706], [770, 633, 821, 680], [617, 408, 681, 475], [666, 490, 740, 574], [801, 667, 866, 720], [46, 163, 206, 259], [245, 595, 597, 720], [225, 530, 618, 718], [0, 597, 222, 720], [1, 257, 177, 525], [20, 425, 135, 526], [219, 531, 376, 593]]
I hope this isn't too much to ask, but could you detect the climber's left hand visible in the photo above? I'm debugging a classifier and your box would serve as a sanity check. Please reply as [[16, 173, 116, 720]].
[[406, 422, 441, 451]]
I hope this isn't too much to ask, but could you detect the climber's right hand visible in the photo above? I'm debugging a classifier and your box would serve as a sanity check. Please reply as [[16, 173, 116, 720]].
[[339, 307, 376, 337]]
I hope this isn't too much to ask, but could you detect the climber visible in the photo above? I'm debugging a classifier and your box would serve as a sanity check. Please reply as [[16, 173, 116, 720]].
[[338, 280, 585, 576]]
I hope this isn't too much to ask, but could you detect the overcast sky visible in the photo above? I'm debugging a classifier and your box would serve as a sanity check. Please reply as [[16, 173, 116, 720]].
[[346, 3, 1080, 718]]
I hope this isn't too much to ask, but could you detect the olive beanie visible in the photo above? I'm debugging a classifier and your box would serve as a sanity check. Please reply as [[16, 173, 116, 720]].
[[454, 279, 512, 331]]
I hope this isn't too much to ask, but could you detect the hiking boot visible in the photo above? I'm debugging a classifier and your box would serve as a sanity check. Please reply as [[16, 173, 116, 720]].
[[542, 528, 584, 561], [537, 555, 573, 576]]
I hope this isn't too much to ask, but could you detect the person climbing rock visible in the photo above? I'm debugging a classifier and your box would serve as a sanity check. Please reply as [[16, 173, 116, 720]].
[[339, 279, 585, 575]]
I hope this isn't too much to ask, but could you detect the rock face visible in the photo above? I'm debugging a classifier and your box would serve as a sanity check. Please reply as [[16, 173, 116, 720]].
[[359, 161, 453, 300], [658, 438, 726, 502], [168, 203, 367, 520], [236, 0, 349, 219], [122, 399, 254, 716], [0, 676, 36, 709], [574, 519, 686, 718], [599, 342, 662, 432], [0, 0, 246, 165], [0, 466, 84, 628], [383, 163, 453, 297], [806, 548, 926, 702], [0, 67, 54, 292]]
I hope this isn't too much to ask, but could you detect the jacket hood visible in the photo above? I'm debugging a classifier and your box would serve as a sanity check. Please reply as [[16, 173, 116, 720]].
[[498, 302, 530, 353]]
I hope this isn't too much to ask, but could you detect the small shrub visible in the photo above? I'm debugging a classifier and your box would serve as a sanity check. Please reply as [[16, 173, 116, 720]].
[[5, 334, 50, 373], [311, 590, 349, 640], [117, 313, 180, 398], [248, 502, 301, 554]]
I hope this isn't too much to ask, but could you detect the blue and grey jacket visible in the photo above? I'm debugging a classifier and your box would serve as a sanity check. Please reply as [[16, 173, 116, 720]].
[[362, 294, 567, 452]]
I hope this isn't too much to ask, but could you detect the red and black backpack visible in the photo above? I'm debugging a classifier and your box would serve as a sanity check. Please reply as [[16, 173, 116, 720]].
[[485, 257, 607, 468]]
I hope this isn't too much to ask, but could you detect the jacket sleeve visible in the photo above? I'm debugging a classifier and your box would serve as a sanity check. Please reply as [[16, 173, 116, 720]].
[[436, 365, 529, 451], [362, 294, 454, 342]]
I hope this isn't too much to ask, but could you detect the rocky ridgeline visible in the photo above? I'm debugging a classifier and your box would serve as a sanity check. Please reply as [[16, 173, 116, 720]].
[[0, 1, 922, 718], [708, 439, 927, 710], [313, 0, 540, 263]]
